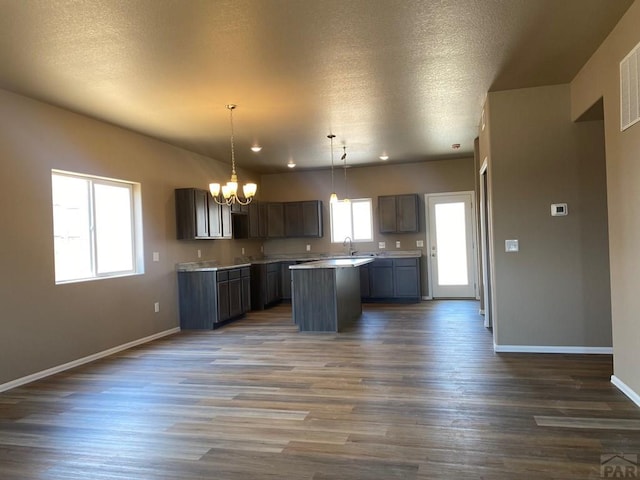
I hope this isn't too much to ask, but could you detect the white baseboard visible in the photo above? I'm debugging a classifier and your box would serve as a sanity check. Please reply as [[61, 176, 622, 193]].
[[422, 295, 432, 300], [611, 375, 640, 408], [479, 309, 485, 315], [0, 327, 181, 393], [494, 344, 613, 354]]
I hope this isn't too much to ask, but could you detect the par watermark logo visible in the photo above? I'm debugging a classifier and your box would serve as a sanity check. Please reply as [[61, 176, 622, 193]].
[[601, 454, 638, 478]]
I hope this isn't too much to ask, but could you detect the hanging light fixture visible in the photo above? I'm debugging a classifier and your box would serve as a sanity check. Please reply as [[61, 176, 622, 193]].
[[328, 134, 338, 204], [341, 145, 350, 203], [209, 104, 257, 205]]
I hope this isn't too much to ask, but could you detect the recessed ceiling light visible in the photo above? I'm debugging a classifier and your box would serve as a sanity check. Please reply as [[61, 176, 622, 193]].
[[451, 143, 461, 149], [287, 159, 296, 168], [379, 154, 389, 161], [251, 145, 262, 152]]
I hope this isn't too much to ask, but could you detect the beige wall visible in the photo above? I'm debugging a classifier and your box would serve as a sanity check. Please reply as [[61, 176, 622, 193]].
[[0, 89, 262, 386], [259, 159, 475, 297], [571, 0, 640, 396], [484, 84, 611, 348]]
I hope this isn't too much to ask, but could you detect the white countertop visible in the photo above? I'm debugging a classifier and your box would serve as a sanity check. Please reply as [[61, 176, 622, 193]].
[[289, 257, 374, 269]]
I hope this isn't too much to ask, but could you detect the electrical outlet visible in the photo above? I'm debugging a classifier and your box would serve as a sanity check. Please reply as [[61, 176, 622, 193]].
[[416, 240, 424, 247], [378, 242, 386, 249], [306, 244, 311, 251], [154, 302, 160, 313], [241, 247, 245, 255], [152, 251, 160, 262], [197, 249, 202, 258], [396, 241, 401, 248]]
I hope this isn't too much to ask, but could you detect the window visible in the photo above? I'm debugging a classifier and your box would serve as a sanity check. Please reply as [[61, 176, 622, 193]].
[[51, 170, 143, 283], [330, 198, 373, 243]]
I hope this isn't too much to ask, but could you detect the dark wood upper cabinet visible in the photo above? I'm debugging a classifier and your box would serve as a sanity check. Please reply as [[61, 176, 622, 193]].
[[175, 188, 210, 239], [302, 201, 323, 237], [284, 202, 303, 237], [378, 195, 397, 234], [284, 200, 323, 238], [267, 202, 285, 238], [220, 203, 232, 239], [378, 194, 419, 233], [397, 194, 419, 232], [175, 188, 233, 240]]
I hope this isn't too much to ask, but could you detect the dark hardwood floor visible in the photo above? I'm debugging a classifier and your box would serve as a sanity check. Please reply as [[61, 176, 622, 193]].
[[1, 301, 639, 479]]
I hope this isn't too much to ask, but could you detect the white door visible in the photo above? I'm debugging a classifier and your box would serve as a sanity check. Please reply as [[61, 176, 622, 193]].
[[427, 192, 477, 298]]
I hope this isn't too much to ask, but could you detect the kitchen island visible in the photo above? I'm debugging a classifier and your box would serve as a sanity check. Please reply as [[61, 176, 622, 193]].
[[290, 258, 374, 332]]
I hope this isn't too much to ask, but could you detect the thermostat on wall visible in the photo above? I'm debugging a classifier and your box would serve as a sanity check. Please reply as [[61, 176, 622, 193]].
[[551, 203, 568, 216]]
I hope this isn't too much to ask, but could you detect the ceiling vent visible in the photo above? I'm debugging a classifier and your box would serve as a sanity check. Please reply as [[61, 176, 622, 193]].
[[620, 41, 640, 131]]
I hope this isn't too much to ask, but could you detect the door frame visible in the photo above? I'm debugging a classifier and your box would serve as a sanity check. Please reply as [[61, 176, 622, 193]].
[[424, 191, 479, 299], [479, 160, 493, 328]]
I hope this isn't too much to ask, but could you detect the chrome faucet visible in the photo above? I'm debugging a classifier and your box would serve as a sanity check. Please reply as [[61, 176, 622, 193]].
[[342, 236, 355, 256]]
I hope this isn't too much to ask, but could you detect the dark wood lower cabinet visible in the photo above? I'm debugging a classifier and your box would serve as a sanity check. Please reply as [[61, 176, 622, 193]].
[[280, 261, 296, 300], [178, 267, 250, 329], [250, 257, 421, 310], [362, 257, 421, 303], [251, 262, 281, 310], [216, 273, 230, 322]]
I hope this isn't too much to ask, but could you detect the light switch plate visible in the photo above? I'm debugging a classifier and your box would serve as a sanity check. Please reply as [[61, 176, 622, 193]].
[[378, 242, 386, 249], [416, 240, 424, 247], [396, 241, 401, 248], [505, 239, 519, 252], [306, 244, 311, 251], [197, 249, 202, 258], [152, 251, 160, 262]]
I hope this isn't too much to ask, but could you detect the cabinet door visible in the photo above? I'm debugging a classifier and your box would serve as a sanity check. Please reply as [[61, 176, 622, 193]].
[[359, 264, 370, 299], [370, 260, 394, 298], [266, 264, 280, 303], [175, 188, 209, 239], [228, 277, 243, 318], [177, 271, 218, 329], [220, 204, 232, 239], [284, 202, 303, 237], [267, 203, 284, 238], [393, 259, 420, 297], [258, 202, 268, 238], [217, 280, 230, 322], [280, 261, 295, 300], [378, 196, 397, 233], [207, 196, 223, 238], [248, 201, 260, 238], [250, 264, 267, 310], [397, 194, 419, 232], [194, 189, 209, 238], [302, 201, 323, 237], [241, 274, 251, 313]]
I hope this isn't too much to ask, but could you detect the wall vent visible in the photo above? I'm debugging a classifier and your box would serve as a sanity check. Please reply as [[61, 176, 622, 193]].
[[620, 41, 640, 131]]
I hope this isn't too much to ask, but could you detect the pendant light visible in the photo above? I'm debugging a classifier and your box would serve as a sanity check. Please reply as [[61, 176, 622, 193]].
[[328, 134, 338, 204], [341, 146, 350, 203], [209, 104, 257, 205]]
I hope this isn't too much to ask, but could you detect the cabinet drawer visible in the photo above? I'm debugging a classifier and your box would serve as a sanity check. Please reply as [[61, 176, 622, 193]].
[[241, 267, 250, 277], [228, 268, 241, 280], [217, 271, 229, 282], [393, 258, 418, 267], [372, 259, 393, 267]]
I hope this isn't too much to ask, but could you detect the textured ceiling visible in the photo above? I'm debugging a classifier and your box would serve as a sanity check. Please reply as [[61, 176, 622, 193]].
[[0, 0, 633, 173]]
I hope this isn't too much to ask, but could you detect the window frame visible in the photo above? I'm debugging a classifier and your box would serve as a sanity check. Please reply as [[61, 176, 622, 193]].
[[51, 169, 144, 284], [329, 197, 374, 244]]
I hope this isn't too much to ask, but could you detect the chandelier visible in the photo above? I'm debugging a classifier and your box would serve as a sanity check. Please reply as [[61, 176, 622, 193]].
[[209, 104, 257, 205]]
